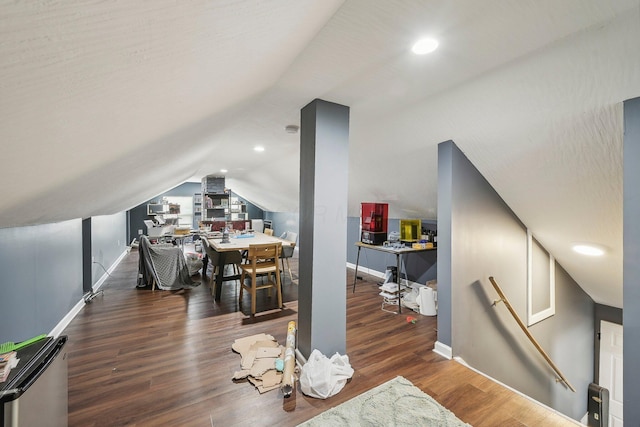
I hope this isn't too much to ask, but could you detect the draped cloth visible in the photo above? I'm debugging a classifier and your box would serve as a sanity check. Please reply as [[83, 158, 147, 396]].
[[137, 235, 200, 290]]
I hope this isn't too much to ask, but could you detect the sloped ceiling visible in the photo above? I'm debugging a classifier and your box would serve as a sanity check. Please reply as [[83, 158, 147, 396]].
[[1, 0, 638, 308]]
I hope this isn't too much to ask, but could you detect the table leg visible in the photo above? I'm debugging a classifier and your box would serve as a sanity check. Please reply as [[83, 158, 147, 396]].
[[202, 254, 209, 276], [214, 252, 226, 301], [353, 246, 361, 293], [396, 253, 402, 314]]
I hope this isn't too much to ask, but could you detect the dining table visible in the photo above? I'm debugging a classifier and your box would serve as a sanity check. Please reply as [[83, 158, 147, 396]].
[[203, 231, 294, 301]]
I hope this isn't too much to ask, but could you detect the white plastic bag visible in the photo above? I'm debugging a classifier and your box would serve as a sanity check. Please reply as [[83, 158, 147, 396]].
[[299, 349, 354, 399], [185, 253, 203, 276]]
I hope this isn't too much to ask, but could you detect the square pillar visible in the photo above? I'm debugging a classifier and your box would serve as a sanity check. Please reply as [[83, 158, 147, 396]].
[[298, 99, 350, 358]]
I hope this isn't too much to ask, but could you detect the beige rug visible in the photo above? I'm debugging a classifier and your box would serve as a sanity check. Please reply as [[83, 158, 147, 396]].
[[298, 376, 470, 426]]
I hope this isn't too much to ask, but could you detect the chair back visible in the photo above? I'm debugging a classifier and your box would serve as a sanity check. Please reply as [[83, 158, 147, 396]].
[[247, 242, 281, 268], [283, 231, 297, 244], [201, 236, 220, 266], [264, 228, 274, 236], [280, 231, 297, 258]]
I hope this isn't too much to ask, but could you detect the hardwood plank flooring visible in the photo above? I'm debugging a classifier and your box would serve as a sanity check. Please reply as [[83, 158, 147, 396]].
[[63, 247, 579, 426]]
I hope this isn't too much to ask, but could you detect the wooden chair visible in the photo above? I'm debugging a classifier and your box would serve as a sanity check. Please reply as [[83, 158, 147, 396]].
[[264, 228, 274, 236], [239, 242, 283, 315]]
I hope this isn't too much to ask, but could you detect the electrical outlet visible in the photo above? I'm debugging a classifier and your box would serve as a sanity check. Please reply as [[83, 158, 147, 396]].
[[138, 229, 143, 236]]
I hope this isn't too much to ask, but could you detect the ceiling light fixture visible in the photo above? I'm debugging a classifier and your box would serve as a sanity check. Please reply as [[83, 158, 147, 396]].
[[254, 146, 265, 152], [572, 244, 605, 257], [220, 169, 228, 173], [412, 37, 439, 55], [285, 125, 299, 134]]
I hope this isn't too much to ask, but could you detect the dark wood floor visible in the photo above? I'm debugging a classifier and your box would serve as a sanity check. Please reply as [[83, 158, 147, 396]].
[[63, 247, 579, 426]]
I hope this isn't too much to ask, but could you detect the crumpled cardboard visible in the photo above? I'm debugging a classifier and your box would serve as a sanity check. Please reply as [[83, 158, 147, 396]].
[[232, 333, 284, 393]]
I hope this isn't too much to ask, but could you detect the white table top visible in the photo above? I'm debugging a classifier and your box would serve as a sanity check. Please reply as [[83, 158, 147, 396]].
[[205, 232, 293, 252]]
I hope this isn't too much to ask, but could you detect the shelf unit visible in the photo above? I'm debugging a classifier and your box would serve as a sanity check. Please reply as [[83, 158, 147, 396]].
[[229, 196, 247, 221], [200, 176, 250, 227], [193, 193, 202, 228], [202, 193, 229, 220], [201, 175, 229, 221]]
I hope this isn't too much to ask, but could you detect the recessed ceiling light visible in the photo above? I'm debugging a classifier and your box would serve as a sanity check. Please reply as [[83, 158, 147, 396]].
[[412, 37, 439, 55], [220, 169, 228, 173], [254, 146, 265, 152], [572, 244, 605, 256]]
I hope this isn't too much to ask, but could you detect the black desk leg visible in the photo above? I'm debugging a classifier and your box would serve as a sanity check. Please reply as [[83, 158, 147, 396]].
[[214, 253, 226, 301], [202, 255, 209, 277], [396, 253, 402, 314], [353, 246, 361, 293]]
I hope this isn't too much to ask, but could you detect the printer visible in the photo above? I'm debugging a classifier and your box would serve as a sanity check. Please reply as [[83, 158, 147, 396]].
[[143, 219, 174, 237]]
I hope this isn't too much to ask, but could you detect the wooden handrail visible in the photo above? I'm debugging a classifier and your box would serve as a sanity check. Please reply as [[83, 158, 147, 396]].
[[488, 276, 576, 392]]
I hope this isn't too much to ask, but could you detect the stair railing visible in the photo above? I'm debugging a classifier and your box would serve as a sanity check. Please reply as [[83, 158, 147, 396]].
[[489, 276, 576, 392]]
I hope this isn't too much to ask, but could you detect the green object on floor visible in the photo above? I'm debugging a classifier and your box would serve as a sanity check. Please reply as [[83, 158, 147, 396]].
[[0, 334, 47, 354]]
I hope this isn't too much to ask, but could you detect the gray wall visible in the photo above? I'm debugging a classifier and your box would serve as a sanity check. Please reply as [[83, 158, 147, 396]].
[[0, 213, 127, 343], [0, 220, 83, 343], [623, 96, 640, 422], [346, 216, 437, 284], [298, 99, 349, 357], [437, 141, 454, 347], [91, 213, 127, 287], [441, 140, 593, 419], [264, 211, 299, 239]]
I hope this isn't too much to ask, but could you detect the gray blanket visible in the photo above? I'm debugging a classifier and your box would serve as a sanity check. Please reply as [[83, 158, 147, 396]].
[[138, 236, 200, 290]]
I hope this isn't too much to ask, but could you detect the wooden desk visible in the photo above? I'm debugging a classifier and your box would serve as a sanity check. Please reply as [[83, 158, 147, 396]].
[[353, 241, 436, 314], [205, 232, 293, 301]]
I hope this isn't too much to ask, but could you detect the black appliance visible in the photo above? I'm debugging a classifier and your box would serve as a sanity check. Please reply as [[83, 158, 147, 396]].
[[361, 230, 387, 245], [587, 382, 609, 427]]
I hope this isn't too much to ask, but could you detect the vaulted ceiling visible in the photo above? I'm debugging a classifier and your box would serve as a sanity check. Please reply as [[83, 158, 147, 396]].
[[1, 0, 638, 308]]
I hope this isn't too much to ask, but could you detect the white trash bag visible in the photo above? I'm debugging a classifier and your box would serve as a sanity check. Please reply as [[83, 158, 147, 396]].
[[185, 253, 203, 276], [299, 349, 354, 399]]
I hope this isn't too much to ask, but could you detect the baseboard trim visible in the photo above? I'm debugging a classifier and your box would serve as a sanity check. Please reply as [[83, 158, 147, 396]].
[[93, 249, 128, 292], [346, 262, 426, 288], [49, 248, 128, 338], [50, 298, 85, 339], [433, 341, 453, 359], [453, 356, 582, 425], [346, 262, 385, 279]]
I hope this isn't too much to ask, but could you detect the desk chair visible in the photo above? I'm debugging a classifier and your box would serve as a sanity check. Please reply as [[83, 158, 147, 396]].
[[264, 228, 274, 236], [279, 231, 297, 285], [239, 242, 283, 315]]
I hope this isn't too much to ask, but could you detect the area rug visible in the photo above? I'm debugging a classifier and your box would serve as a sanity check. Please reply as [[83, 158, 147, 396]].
[[298, 376, 470, 426]]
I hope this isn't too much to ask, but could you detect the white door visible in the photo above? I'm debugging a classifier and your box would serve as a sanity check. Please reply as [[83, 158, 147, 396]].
[[599, 320, 623, 426]]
